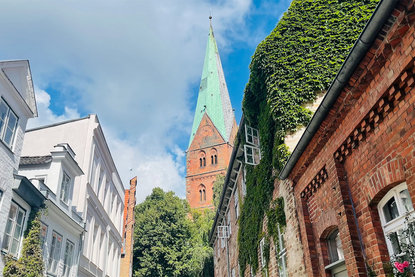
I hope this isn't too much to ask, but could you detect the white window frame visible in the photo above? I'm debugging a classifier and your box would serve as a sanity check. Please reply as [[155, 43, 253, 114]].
[[2, 201, 26, 257], [276, 224, 287, 277], [227, 210, 232, 235], [0, 98, 18, 149], [48, 230, 63, 275], [377, 182, 415, 256], [60, 171, 71, 205], [259, 237, 266, 268], [62, 239, 75, 277], [234, 191, 239, 219], [245, 125, 260, 147], [325, 229, 345, 273], [244, 144, 261, 165], [40, 221, 48, 258]]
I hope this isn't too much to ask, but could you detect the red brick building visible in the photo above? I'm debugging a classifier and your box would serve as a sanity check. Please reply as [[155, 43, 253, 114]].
[[120, 177, 137, 277], [279, 0, 415, 275], [186, 20, 237, 210]]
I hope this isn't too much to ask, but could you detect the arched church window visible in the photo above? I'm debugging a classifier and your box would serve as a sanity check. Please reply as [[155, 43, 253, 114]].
[[377, 182, 414, 257], [199, 184, 206, 203], [200, 158, 202, 167], [214, 155, 217, 164], [211, 155, 214, 164], [203, 157, 206, 167], [199, 151, 206, 168]]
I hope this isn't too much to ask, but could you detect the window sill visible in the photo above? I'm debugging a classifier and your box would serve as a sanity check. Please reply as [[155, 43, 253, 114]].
[[325, 259, 345, 270], [1, 249, 17, 260]]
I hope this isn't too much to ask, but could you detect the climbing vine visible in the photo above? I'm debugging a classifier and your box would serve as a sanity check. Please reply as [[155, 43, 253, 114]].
[[238, 0, 379, 274], [3, 208, 45, 277]]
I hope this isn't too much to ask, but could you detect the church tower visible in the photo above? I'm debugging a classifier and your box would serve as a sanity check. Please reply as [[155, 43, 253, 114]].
[[186, 18, 237, 210]]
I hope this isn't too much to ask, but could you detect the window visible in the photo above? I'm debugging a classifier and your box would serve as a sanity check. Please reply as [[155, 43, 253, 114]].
[[245, 125, 260, 147], [60, 171, 71, 205], [211, 155, 214, 164], [227, 210, 232, 235], [2, 202, 26, 256], [244, 144, 261, 165], [0, 98, 18, 148], [199, 184, 206, 202], [241, 167, 247, 197], [325, 229, 347, 276], [260, 237, 266, 268], [327, 230, 344, 264], [378, 182, 414, 256], [0, 189, 3, 206], [40, 222, 48, 256], [203, 157, 206, 167], [62, 240, 75, 277], [48, 231, 63, 274], [276, 224, 287, 277], [215, 155, 217, 164], [234, 191, 239, 219]]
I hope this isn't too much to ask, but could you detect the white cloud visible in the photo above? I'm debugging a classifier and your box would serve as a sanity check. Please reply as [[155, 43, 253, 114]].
[[0, 0, 280, 202], [27, 88, 81, 128]]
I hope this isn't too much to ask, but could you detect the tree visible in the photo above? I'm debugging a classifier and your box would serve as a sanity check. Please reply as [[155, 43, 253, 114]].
[[133, 188, 194, 277], [188, 209, 215, 277], [3, 210, 44, 277], [213, 174, 225, 210]]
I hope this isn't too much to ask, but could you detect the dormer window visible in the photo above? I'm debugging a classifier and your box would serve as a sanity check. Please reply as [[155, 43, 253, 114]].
[[0, 98, 18, 149], [60, 172, 71, 205]]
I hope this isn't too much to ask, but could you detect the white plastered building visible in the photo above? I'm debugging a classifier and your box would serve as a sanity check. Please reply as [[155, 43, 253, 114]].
[[21, 115, 125, 277], [0, 60, 40, 273], [19, 143, 85, 277]]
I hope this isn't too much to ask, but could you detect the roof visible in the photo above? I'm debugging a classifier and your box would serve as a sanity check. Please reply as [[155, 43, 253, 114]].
[[279, 0, 398, 179], [0, 60, 37, 117], [20, 155, 52, 166], [26, 115, 91, 132], [188, 22, 235, 147]]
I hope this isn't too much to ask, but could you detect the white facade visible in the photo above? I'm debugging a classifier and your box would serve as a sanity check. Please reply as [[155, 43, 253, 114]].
[[19, 143, 84, 277], [21, 115, 125, 277], [0, 60, 38, 272]]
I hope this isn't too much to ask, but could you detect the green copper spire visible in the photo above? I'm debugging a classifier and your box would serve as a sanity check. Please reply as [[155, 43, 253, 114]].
[[188, 20, 235, 147]]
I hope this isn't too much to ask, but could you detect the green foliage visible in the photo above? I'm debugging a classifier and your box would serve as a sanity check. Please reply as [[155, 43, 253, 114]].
[[133, 188, 214, 277], [239, 0, 379, 272], [267, 197, 286, 242], [3, 209, 44, 277], [213, 174, 225, 211]]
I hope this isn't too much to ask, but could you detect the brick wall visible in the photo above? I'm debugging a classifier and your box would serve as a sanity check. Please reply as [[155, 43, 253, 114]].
[[289, 1, 415, 276]]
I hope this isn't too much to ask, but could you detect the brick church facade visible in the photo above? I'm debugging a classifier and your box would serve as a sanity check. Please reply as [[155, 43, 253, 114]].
[[186, 20, 237, 210]]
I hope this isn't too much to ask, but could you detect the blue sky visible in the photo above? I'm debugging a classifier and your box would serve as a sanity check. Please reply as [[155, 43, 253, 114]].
[[0, 0, 291, 202]]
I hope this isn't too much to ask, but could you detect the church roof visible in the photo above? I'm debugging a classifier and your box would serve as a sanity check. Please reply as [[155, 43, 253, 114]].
[[188, 22, 235, 148]]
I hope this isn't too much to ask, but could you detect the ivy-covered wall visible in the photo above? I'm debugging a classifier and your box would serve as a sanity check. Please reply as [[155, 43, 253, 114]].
[[238, 0, 379, 274]]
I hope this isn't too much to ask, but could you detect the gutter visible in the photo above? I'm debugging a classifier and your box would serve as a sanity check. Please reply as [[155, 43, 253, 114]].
[[279, 0, 398, 180], [209, 116, 244, 245]]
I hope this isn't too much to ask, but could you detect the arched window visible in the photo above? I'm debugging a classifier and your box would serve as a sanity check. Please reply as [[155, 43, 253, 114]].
[[377, 182, 414, 257], [325, 229, 346, 276], [199, 184, 206, 203], [214, 154, 217, 164], [199, 151, 206, 168], [211, 155, 214, 164]]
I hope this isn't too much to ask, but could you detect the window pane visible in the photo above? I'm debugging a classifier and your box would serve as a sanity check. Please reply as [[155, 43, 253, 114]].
[[328, 231, 340, 263], [10, 238, 19, 255], [0, 101, 8, 134], [389, 232, 402, 254], [399, 189, 414, 213], [383, 197, 399, 222]]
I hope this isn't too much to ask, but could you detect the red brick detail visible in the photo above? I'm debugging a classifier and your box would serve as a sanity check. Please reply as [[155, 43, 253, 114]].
[[300, 167, 328, 199], [120, 177, 137, 277]]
